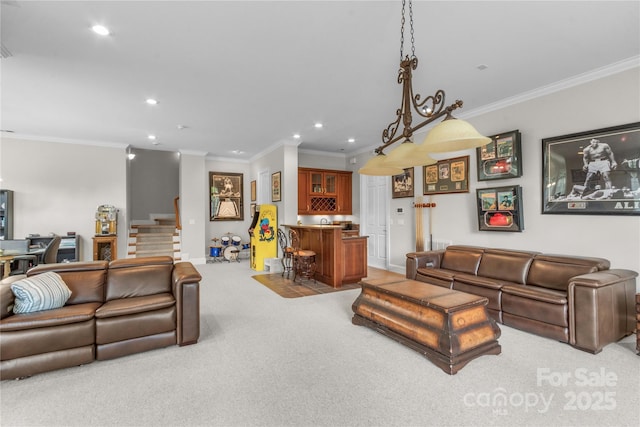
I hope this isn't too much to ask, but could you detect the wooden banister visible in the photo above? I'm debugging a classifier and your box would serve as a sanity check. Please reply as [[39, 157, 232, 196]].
[[174, 196, 182, 230]]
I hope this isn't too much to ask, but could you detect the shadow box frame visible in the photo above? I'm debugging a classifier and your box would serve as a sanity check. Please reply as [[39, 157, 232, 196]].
[[271, 171, 282, 202], [423, 155, 469, 195], [476, 129, 522, 181], [210, 171, 244, 221], [542, 122, 640, 216], [476, 185, 524, 232], [392, 167, 415, 199]]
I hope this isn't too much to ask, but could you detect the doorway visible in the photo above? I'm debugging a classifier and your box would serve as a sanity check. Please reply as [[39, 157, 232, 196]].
[[361, 175, 389, 269]]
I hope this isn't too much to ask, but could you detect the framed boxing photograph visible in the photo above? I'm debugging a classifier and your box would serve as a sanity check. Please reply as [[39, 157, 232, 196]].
[[476, 185, 524, 232], [210, 172, 244, 221], [476, 130, 522, 181], [391, 167, 414, 199], [542, 122, 640, 215]]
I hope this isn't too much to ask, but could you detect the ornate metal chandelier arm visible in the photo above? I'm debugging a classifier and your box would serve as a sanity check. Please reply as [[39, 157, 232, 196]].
[[413, 89, 446, 119], [376, 99, 463, 154]]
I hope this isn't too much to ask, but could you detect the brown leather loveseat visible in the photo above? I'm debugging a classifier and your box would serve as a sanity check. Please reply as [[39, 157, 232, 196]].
[[0, 256, 201, 380], [406, 245, 637, 354]]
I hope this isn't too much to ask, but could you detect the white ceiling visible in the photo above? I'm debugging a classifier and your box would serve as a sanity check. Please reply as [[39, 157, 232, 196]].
[[1, 1, 639, 160]]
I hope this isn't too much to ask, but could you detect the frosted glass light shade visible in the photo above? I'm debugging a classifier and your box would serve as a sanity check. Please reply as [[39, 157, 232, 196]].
[[418, 118, 491, 153], [384, 139, 437, 168], [358, 153, 404, 176]]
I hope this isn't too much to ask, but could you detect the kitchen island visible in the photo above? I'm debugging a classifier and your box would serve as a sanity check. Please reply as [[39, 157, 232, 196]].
[[286, 225, 368, 288]]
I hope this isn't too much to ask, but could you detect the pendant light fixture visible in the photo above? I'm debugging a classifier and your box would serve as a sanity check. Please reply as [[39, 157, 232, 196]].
[[359, 0, 489, 176]]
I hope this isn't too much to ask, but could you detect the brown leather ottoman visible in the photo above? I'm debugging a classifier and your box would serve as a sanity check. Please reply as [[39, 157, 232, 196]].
[[636, 294, 640, 355], [352, 278, 501, 374]]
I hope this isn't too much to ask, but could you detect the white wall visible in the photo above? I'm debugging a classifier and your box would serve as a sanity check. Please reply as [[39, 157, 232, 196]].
[[179, 153, 207, 264], [0, 137, 127, 261], [366, 67, 640, 278]]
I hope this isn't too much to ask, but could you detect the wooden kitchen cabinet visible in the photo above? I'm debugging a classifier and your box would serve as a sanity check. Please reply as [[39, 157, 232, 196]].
[[287, 225, 367, 287], [298, 168, 352, 215]]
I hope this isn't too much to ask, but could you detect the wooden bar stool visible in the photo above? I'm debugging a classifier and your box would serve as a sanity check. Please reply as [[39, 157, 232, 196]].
[[288, 229, 316, 283]]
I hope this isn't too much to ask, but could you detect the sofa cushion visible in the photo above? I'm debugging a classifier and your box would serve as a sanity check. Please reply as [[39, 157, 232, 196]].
[[440, 246, 484, 275], [502, 285, 568, 327], [27, 261, 108, 304], [11, 272, 72, 314], [106, 257, 173, 300], [527, 257, 600, 291], [477, 249, 537, 284], [0, 319, 96, 361], [0, 302, 102, 332], [95, 293, 175, 319], [415, 268, 455, 288]]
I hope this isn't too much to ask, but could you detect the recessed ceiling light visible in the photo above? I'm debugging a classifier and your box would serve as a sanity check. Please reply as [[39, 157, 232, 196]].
[[145, 98, 158, 105], [314, 123, 323, 129], [476, 64, 488, 71], [347, 138, 355, 143], [231, 150, 244, 155], [177, 125, 188, 130], [147, 134, 156, 140], [293, 133, 301, 139], [92, 25, 110, 36]]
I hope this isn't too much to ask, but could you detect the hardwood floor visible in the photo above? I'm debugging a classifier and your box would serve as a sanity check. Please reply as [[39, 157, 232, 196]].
[[252, 266, 405, 298]]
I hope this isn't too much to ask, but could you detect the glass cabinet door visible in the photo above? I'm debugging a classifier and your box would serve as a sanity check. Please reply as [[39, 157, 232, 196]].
[[324, 173, 337, 194], [310, 172, 324, 194]]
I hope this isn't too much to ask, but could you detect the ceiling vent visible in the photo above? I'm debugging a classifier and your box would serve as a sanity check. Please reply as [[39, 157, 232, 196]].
[[0, 44, 12, 59]]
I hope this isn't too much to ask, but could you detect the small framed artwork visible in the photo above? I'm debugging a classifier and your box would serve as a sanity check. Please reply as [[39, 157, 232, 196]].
[[423, 156, 469, 195], [392, 167, 414, 198], [476, 185, 524, 232], [250, 180, 257, 202], [542, 122, 640, 215], [250, 203, 257, 217], [271, 171, 282, 202], [477, 130, 522, 181], [210, 172, 244, 221]]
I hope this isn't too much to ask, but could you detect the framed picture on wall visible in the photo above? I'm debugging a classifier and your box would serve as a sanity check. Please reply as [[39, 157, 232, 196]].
[[250, 180, 257, 202], [476, 130, 522, 181], [271, 171, 282, 202], [210, 172, 244, 221], [476, 185, 524, 232], [542, 122, 640, 215], [423, 156, 469, 195], [391, 167, 414, 198]]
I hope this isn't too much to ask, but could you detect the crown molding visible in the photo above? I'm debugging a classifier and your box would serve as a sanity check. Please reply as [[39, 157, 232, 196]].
[[459, 55, 640, 120], [2, 133, 129, 149]]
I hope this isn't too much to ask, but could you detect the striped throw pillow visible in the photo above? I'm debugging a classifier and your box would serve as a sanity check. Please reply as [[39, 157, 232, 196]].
[[11, 272, 72, 314]]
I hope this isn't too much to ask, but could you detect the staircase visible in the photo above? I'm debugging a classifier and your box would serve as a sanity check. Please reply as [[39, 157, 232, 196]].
[[128, 221, 181, 260]]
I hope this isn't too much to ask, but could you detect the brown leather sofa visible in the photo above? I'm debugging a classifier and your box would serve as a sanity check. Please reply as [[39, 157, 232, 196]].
[[0, 256, 201, 380], [406, 245, 637, 354]]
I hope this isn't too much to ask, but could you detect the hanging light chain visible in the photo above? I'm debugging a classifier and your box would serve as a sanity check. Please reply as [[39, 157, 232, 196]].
[[400, 0, 406, 61], [409, 0, 415, 59], [399, 0, 415, 61]]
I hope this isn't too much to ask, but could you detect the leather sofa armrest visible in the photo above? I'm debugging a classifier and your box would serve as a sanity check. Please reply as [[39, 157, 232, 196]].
[[406, 250, 444, 279], [0, 275, 26, 320], [569, 269, 638, 288], [172, 262, 202, 346], [568, 269, 637, 353]]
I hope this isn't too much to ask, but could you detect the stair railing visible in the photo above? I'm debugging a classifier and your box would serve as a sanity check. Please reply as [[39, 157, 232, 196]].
[[174, 196, 182, 230]]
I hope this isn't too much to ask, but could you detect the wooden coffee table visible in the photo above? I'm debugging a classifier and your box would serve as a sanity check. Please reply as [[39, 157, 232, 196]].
[[352, 278, 501, 374]]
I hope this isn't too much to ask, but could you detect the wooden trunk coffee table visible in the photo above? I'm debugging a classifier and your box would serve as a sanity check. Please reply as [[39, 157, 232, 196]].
[[352, 278, 501, 374]]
